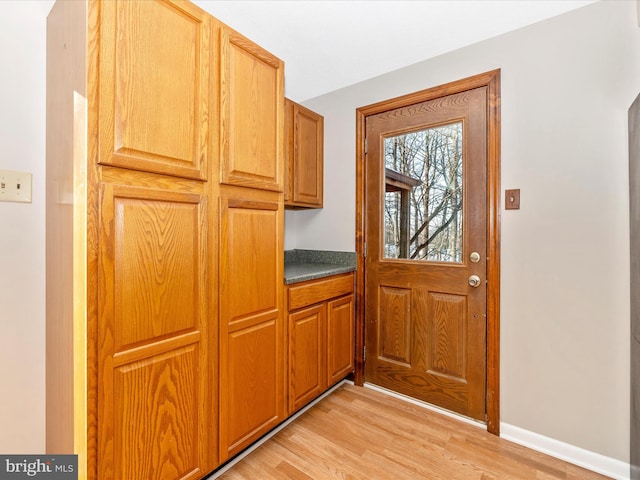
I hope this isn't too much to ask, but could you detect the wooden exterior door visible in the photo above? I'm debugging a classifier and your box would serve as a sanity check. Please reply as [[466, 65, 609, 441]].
[[364, 85, 490, 421]]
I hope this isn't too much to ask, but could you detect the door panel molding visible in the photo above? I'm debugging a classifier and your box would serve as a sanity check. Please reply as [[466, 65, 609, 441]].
[[355, 70, 501, 434], [378, 286, 412, 365], [426, 291, 467, 380]]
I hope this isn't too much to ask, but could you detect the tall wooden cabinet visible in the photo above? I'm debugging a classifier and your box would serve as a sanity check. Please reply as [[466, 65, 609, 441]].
[[96, 3, 218, 478], [46, 1, 284, 478], [219, 188, 284, 461], [218, 26, 285, 461], [46, 2, 218, 478]]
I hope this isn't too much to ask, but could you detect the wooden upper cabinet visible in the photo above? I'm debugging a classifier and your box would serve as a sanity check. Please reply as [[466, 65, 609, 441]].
[[284, 98, 324, 208], [98, 0, 215, 180], [220, 27, 284, 192]]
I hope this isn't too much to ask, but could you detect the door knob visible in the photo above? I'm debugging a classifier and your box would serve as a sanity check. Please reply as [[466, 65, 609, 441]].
[[468, 275, 481, 288]]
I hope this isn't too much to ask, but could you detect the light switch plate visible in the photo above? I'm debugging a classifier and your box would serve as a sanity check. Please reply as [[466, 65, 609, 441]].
[[505, 188, 520, 210], [0, 169, 32, 203]]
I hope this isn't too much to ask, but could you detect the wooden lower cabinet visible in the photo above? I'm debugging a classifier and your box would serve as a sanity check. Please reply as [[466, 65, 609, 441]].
[[288, 304, 327, 411], [327, 295, 356, 385], [287, 273, 355, 414], [218, 186, 286, 461], [97, 180, 214, 480]]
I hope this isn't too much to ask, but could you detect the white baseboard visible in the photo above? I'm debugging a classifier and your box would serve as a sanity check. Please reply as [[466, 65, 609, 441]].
[[364, 383, 629, 479], [500, 422, 630, 480], [366, 384, 629, 478]]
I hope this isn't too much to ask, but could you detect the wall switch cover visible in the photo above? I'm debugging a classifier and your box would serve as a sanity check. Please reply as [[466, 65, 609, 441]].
[[0, 169, 32, 203], [505, 189, 520, 210]]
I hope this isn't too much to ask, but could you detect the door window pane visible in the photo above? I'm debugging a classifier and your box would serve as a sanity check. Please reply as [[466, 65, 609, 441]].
[[383, 122, 463, 262]]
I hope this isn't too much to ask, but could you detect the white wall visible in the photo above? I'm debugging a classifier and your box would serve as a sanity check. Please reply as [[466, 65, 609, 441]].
[[0, 1, 51, 453], [291, 0, 639, 465]]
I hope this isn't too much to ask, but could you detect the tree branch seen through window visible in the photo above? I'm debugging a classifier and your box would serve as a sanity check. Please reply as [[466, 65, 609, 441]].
[[383, 123, 463, 262]]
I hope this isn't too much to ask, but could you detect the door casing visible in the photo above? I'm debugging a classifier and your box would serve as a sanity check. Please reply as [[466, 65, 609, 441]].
[[354, 70, 501, 434]]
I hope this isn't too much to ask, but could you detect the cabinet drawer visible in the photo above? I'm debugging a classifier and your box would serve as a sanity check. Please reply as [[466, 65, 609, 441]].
[[288, 273, 354, 311]]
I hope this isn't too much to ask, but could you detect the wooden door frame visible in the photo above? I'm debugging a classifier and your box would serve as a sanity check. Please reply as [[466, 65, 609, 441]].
[[354, 70, 501, 435]]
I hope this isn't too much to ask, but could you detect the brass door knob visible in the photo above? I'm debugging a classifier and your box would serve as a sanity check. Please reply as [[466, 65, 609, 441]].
[[468, 275, 481, 288]]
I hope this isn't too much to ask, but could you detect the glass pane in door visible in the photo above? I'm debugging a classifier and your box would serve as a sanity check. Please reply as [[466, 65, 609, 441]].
[[383, 122, 463, 262]]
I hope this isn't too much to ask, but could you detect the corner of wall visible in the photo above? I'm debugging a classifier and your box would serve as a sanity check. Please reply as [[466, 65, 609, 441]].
[[501, 423, 630, 480]]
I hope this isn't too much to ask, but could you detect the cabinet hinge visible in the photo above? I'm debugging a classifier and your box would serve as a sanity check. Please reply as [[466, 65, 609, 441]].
[[363, 345, 366, 362], [363, 242, 367, 258], [364, 137, 368, 155]]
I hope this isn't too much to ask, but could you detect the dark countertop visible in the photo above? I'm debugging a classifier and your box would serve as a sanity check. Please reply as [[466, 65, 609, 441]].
[[284, 249, 357, 285], [284, 262, 355, 284]]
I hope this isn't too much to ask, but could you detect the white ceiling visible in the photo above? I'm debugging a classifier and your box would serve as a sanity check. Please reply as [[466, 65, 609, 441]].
[[36, 0, 597, 102], [193, 0, 597, 102]]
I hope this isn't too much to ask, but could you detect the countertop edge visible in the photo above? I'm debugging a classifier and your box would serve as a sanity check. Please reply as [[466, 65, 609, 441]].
[[284, 263, 356, 285], [284, 250, 357, 285]]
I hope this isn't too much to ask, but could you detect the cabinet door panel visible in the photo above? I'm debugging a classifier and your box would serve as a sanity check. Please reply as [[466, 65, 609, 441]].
[[221, 28, 283, 191], [219, 190, 284, 460], [112, 194, 201, 349], [98, 183, 210, 479], [226, 319, 279, 451], [99, 0, 213, 180], [327, 295, 355, 385], [113, 346, 200, 480], [223, 201, 278, 323], [290, 101, 323, 207], [289, 305, 326, 413]]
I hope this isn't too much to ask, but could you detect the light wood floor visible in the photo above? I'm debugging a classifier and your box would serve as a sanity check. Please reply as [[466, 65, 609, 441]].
[[213, 383, 611, 480]]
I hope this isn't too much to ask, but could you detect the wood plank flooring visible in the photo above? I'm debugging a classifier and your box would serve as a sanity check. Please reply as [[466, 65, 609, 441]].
[[213, 383, 611, 480]]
